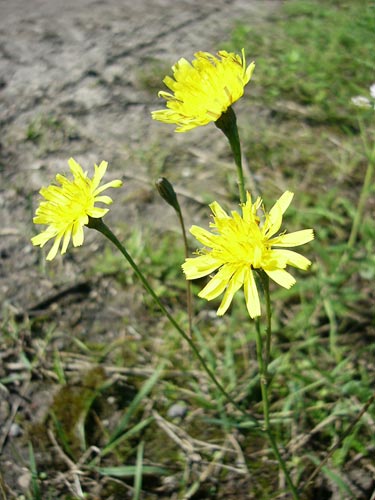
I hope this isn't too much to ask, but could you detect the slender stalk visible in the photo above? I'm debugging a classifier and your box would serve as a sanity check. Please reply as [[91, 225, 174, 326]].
[[215, 107, 246, 203], [255, 275, 300, 500], [217, 107, 299, 496], [336, 119, 374, 272], [347, 124, 374, 249], [176, 206, 193, 338], [260, 272, 272, 368], [155, 177, 193, 336], [87, 217, 260, 426], [254, 318, 270, 431]]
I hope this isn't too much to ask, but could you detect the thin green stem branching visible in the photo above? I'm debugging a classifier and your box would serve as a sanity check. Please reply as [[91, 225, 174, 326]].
[[347, 120, 374, 249], [255, 274, 300, 500], [87, 217, 260, 427], [260, 272, 272, 368], [155, 177, 193, 336], [176, 205, 193, 337]]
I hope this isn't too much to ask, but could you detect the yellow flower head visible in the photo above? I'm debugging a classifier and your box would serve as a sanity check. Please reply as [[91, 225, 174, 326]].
[[31, 158, 122, 260], [182, 192, 314, 319], [151, 49, 255, 132]]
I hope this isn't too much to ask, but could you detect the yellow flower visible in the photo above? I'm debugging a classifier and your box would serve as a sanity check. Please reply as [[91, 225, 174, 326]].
[[182, 192, 314, 319], [31, 158, 122, 260], [151, 49, 255, 132]]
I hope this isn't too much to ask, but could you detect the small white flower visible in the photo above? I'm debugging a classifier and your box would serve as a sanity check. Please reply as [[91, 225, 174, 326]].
[[351, 95, 372, 108], [369, 83, 375, 100]]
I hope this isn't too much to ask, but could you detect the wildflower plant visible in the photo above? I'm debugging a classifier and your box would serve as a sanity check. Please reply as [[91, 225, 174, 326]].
[[30, 49, 327, 500], [151, 48, 314, 499]]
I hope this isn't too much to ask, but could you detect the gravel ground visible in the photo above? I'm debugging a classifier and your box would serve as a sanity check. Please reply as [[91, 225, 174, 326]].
[[1, 0, 277, 312]]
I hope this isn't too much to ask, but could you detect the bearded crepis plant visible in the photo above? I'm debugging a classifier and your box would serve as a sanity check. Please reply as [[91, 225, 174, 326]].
[[31, 49, 314, 500], [151, 49, 314, 499], [31, 159, 307, 499]]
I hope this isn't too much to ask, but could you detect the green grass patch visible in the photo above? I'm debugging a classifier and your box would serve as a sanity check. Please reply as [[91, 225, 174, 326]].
[[226, 0, 375, 128]]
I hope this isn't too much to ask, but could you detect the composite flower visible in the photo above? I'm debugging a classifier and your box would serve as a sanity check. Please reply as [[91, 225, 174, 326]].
[[31, 157, 122, 260], [182, 192, 314, 319], [151, 49, 255, 132]]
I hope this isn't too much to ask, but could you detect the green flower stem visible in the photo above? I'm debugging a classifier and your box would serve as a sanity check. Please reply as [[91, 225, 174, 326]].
[[215, 107, 246, 203], [176, 204, 193, 338], [348, 159, 374, 247], [255, 273, 300, 500], [155, 177, 193, 336], [347, 119, 374, 249], [260, 272, 272, 368], [87, 216, 259, 427]]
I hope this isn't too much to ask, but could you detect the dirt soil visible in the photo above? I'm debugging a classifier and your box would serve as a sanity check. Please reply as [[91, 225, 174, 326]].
[[0, 0, 278, 318], [0, 1, 282, 498]]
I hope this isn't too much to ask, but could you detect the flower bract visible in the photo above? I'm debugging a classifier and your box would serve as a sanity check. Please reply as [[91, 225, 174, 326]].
[[182, 192, 314, 318], [151, 49, 255, 132], [31, 157, 122, 260]]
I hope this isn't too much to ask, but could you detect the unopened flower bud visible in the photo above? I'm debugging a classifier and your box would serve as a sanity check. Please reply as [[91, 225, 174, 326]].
[[156, 177, 181, 213]]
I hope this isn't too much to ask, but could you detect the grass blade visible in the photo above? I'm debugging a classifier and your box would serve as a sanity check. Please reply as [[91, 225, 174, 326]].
[[95, 465, 168, 477], [133, 440, 144, 500], [28, 442, 41, 500]]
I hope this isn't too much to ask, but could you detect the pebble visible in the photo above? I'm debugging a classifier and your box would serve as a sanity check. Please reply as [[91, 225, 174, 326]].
[[18, 470, 31, 491], [167, 403, 187, 419], [9, 422, 22, 437]]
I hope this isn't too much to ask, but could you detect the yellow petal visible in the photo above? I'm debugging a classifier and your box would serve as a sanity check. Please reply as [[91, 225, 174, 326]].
[[216, 266, 246, 316], [92, 161, 108, 191], [46, 233, 63, 261], [72, 220, 86, 247], [68, 157, 86, 181], [88, 207, 109, 218], [94, 179, 122, 196], [244, 60, 256, 83], [190, 225, 218, 248], [210, 200, 229, 219], [244, 268, 261, 318], [61, 227, 73, 255], [198, 264, 236, 300], [272, 249, 312, 270], [31, 229, 54, 247], [264, 191, 294, 237], [199, 276, 228, 302], [94, 195, 113, 205], [265, 269, 296, 289], [270, 229, 314, 247], [182, 255, 220, 279]]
